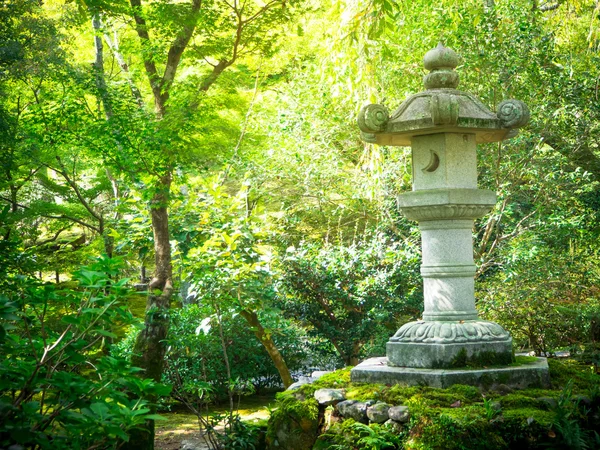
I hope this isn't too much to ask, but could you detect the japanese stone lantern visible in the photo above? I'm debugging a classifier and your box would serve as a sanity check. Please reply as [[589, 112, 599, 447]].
[[358, 44, 530, 370]]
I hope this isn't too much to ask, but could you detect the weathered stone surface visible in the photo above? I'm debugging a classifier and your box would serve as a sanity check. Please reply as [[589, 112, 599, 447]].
[[387, 339, 514, 369], [314, 388, 345, 406], [336, 399, 357, 416], [337, 400, 368, 423], [269, 415, 318, 450], [384, 419, 405, 433], [311, 371, 332, 380], [351, 357, 551, 389], [537, 397, 558, 409], [180, 439, 203, 450], [366, 402, 390, 423], [573, 394, 592, 406], [287, 377, 313, 391], [388, 405, 410, 423], [494, 384, 514, 395]]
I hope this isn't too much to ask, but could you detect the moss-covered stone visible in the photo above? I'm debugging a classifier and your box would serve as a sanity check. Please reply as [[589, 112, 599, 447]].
[[272, 359, 600, 450], [266, 396, 319, 450]]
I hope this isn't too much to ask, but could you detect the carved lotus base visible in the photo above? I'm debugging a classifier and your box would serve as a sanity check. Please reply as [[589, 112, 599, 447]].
[[390, 320, 511, 344], [386, 320, 513, 369]]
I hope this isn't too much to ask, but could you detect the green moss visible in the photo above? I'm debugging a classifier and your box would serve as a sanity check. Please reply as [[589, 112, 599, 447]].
[[266, 396, 319, 448], [514, 355, 538, 365], [311, 367, 352, 388], [345, 383, 385, 402], [444, 349, 515, 369], [271, 359, 600, 450], [548, 358, 600, 391], [408, 406, 506, 450]]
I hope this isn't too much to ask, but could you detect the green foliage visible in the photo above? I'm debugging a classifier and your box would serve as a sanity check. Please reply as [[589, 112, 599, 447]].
[[317, 419, 402, 450], [114, 303, 307, 401], [217, 414, 266, 450], [277, 233, 421, 364], [273, 360, 600, 450], [0, 257, 171, 449]]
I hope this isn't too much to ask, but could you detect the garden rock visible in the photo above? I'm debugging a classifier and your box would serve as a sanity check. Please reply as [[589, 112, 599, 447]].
[[180, 439, 203, 450], [384, 419, 404, 433], [269, 415, 318, 450], [336, 400, 368, 423], [573, 395, 592, 406], [366, 402, 390, 423], [314, 388, 345, 406], [388, 405, 410, 423], [537, 397, 557, 409], [287, 376, 314, 391], [311, 371, 332, 380]]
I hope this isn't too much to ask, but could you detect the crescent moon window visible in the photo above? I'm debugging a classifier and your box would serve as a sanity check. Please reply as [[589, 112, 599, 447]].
[[423, 150, 440, 172]]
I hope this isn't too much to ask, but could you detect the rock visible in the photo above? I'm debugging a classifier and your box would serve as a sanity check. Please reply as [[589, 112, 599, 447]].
[[365, 399, 377, 407], [314, 388, 345, 406], [180, 439, 203, 450], [384, 419, 404, 433], [537, 397, 558, 409], [367, 402, 390, 423], [388, 405, 410, 423], [311, 370, 332, 380], [337, 400, 368, 423], [572, 395, 592, 406], [489, 401, 502, 411], [336, 400, 357, 416], [268, 414, 319, 450], [287, 377, 314, 391], [495, 384, 514, 395]]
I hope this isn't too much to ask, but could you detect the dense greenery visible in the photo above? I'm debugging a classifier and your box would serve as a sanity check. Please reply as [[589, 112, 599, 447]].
[[272, 360, 600, 449], [1, 0, 600, 447]]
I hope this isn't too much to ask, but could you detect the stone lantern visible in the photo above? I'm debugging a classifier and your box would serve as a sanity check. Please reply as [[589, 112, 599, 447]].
[[351, 44, 549, 387]]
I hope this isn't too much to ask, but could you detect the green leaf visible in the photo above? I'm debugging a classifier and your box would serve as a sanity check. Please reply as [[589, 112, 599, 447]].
[[94, 329, 118, 339]]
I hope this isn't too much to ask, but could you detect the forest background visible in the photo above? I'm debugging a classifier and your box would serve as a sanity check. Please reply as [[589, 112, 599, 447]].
[[1, 0, 600, 448]]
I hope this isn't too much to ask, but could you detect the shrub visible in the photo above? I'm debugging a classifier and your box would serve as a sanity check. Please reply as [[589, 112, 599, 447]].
[[0, 257, 170, 449]]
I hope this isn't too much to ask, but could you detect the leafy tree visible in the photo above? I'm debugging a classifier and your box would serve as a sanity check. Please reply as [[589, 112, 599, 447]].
[[277, 233, 422, 365]]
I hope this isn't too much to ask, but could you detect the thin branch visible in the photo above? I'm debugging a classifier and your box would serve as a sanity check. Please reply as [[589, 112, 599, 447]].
[[0, 195, 101, 233], [53, 156, 104, 227]]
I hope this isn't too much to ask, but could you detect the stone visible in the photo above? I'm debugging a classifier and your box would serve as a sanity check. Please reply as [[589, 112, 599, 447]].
[[336, 400, 368, 423], [336, 399, 357, 416], [388, 405, 410, 423], [311, 370, 332, 380], [494, 384, 514, 395], [351, 44, 546, 386], [384, 419, 405, 433], [269, 415, 318, 450], [573, 394, 592, 406], [366, 402, 390, 423], [314, 388, 345, 406], [351, 357, 551, 389], [537, 397, 558, 409], [287, 377, 313, 391], [180, 439, 203, 450]]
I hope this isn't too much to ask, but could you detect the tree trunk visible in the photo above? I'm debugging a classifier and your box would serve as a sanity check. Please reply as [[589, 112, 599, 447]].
[[125, 177, 173, 450], [239, 309, 294, 388]]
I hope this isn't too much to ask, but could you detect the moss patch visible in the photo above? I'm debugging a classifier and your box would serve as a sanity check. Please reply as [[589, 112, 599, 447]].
[[273, 358, 600, 450]]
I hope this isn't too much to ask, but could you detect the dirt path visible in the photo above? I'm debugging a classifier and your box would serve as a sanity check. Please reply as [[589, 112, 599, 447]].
[[155, 394, 275, 450]]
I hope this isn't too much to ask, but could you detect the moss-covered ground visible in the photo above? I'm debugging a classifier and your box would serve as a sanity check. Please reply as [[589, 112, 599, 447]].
[[270, 357, 600, 450]]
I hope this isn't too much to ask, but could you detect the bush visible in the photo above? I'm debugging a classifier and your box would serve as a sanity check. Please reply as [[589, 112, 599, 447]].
[[0, 257, 170, 449], [276, 232, 422, 365], [115, 303, 309, 402]]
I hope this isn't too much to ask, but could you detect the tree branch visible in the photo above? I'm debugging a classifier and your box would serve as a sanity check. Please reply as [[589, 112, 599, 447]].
[[0, 195, 101, 233], [129, 0, 163, 115]]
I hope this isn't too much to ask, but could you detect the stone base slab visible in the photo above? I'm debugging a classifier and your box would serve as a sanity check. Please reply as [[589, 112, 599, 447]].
[[387, 338, 513, 369], [351, 357, 550, 389]]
